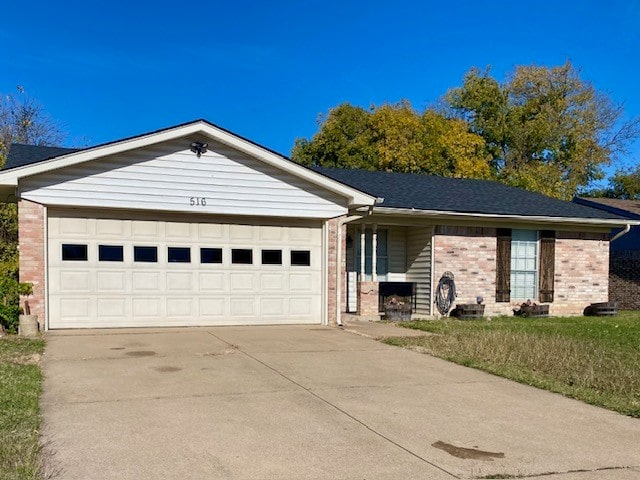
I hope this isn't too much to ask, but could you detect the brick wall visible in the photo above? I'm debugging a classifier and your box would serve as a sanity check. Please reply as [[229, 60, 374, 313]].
[[432, 226, 510, 315], [326, 217, 347, 325], [18, 200, 46, 325], [608, 250, 640, 310], [553, 232, 609, 315], [433, 226, 610, 317], [357, 281, 379, 316]]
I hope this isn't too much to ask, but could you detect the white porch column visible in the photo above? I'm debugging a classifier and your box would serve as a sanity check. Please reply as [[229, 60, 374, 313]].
[[372, 224, 378, 282], [360, 223, 366, 279]]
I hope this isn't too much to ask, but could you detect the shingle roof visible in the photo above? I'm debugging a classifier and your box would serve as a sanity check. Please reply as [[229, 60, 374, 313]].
[[2, 143, 628, 222], [313, 167, 627, 220], [574, 197, 640, 219], [4, 144, 81, 170]]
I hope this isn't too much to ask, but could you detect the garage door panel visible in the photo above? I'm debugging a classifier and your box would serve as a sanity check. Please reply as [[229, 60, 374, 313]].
[[290, 298, 313, 316], [166, 297, 194, 316], [48, 213, 323, 328], [60, 271, 92, 292], [230, 273, 255, 290], [166, 272, 193, 291], [132, 298, 162, 317], [260, 273, 284, 291], [133, 272, 161, 291], [230, 297, 256, 316], [97, 271, 126, 291], [199, 297, 225, 316], [60, 298, 91, 318], [96, 218, 126, 236], [198, 273, 226, 291], [260, 297, 285, 316], [59, 217, 92, 236], [97, 298, 126, 317]]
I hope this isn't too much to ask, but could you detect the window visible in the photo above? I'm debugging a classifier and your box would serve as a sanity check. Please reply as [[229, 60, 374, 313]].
[[232, 249, 253, 264], [134, 246, 158, 263], [510, 230, 538, 300], [291, 250, 311, 266], [261, 250, 282, 265], [168, 247, 190, 263], [99, 245, 123, 262], [62, 244, 87, 261], [353, 228, 388, 280], [200, 248, 222, 264]]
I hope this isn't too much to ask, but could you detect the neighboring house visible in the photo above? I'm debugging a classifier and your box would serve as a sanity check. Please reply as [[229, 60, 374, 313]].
[[574, 197, 640, 310], [0, 120, 633, 330]]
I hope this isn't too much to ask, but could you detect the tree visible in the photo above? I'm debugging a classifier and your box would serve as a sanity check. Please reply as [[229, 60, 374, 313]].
[[584, 166, 640, 199], [292, 101, 492, 178], [0, 87, 63, 331], [445, 62, 640, 200]]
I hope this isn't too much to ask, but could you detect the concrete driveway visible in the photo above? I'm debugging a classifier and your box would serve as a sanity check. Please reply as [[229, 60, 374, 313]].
[[41, 325, 640, 479]]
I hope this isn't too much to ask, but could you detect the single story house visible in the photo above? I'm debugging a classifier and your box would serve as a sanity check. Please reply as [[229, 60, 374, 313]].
[[574, 197, 640, 310], [0, 120, 633, 329]]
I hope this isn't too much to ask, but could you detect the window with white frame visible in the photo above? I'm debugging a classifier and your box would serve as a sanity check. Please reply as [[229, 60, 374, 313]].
[[510, 230, 538, 300], [354, 228, 388, 281]]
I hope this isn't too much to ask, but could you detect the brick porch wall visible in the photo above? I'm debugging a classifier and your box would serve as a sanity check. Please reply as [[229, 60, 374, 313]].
[[433, 226, 610, 317], [357, 281, 379, 316], [18, 200, 46, 324]]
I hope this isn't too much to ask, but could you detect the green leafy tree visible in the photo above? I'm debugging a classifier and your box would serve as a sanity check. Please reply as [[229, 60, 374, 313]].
[[584, 165, 640, 199], [292, 101, 491, 178], [445, 62, 640, 199], [0, 87, 63, 331]]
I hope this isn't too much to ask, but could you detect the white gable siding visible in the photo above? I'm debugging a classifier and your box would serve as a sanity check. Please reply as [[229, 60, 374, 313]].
[[19, 136, 347, 219]]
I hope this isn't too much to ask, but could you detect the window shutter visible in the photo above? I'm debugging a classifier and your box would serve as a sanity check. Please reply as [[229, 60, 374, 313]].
[[539, 230, 555, 303], [495, 228, 511, 302]]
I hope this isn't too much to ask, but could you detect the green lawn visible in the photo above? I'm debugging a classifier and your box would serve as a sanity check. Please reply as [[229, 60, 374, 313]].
[[383, 313, 640, 417], [0, 336, 45, 480]]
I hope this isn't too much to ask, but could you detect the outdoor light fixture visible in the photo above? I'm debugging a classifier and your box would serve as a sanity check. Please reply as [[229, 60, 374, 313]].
[[190, 142, 208, 157]]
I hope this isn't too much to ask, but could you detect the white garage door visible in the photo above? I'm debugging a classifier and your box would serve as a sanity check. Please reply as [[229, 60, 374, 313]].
[[47, 211, 323, 328]]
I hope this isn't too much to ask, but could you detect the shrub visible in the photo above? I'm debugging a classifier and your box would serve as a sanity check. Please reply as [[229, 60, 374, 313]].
[[0, 260, 32, 333]]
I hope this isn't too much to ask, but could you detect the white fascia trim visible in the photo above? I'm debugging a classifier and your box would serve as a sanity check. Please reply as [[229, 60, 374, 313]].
[[0, 121, 376, 208], [372, 206, 640, 228]]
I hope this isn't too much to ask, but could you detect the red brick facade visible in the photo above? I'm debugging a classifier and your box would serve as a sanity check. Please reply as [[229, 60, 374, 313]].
[[433, 226, 610, 317], [18, 200, 46, 324], [553, 232, 609, 315], [357, 281, 379, 316]]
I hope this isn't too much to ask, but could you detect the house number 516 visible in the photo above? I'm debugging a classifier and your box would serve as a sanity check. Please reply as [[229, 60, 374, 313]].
[[189, 197, 207, 206]]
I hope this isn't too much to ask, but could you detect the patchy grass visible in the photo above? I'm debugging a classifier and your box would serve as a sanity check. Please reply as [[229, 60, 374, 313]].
[[0, 336, 46, 480], [383, 313, 640, 417]]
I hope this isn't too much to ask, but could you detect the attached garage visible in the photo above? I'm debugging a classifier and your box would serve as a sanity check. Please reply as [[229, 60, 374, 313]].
[[1, 120, 376, 329], [48, 211, 323, 328]]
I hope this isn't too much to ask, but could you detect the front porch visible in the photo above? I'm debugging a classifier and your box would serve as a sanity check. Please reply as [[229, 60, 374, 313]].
[[344, 222, 433, 319]]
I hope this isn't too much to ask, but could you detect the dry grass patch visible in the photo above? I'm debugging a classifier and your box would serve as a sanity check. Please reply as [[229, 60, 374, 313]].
[[384, 314, 640, 417]]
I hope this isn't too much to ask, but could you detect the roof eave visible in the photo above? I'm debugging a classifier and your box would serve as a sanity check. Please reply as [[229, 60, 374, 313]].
[[369, 206, 637, 228]]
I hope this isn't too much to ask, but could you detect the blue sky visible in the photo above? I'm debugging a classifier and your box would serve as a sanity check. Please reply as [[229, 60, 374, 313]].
[[2, 0, 639, 181]]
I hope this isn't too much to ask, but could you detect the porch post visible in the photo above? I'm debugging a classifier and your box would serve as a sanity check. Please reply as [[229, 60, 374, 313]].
[[372, 224, 378, 282], [360, 223, 366, 279]]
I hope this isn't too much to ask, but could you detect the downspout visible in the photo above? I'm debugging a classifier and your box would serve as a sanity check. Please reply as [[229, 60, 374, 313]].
[[611, 224, 631, 242], [336, 214, 365, 326]]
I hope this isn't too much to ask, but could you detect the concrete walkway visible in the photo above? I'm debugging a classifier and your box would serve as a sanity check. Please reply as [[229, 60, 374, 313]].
[[41, 325, 640, 479]]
